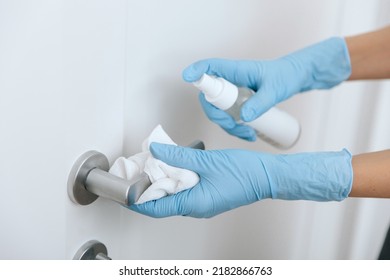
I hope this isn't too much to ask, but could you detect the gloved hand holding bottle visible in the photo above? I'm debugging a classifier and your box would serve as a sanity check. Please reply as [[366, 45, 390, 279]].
[[130, 143, 353, 218], [183, 37, 351, 141]]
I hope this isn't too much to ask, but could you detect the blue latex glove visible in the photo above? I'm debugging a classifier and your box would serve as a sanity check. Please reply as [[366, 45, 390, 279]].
[[130, 143, 353, 218], [183, 37, 351, 141]]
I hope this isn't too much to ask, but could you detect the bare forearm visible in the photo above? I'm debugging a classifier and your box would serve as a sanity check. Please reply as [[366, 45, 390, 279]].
[[350, 150, 390, 198], [345, 26, 390, 80]]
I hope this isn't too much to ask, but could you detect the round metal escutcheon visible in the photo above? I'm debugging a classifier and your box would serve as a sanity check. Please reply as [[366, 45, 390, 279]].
[[73, 240, 111, 260], [67, 150, 109, 205]]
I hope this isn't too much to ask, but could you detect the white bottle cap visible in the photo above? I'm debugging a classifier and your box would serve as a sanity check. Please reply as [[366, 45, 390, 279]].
[[192, 74, 238, 110]]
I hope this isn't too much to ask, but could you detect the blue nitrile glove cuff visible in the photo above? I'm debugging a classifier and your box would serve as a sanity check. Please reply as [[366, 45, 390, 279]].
[[284, 37, 352, 93], [263, 148, 353, 201]]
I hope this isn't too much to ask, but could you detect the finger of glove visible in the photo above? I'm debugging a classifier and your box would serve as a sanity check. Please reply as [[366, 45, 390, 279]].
[[241, 87, 278, 122], [183, 58, 258, 88], [199, 93, 236, 130], [225, 125, 257, 142], [150, 143, 207, 174], [131, 187, 215, 218], [129, 192, 185, 218], [199, 93, 257, 141]]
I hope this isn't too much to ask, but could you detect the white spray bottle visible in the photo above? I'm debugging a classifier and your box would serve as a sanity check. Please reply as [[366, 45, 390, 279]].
[[193, 74, 301, 149]]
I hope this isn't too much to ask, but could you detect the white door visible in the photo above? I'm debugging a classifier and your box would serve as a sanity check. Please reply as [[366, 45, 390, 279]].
[[0, 0, 127, 259]]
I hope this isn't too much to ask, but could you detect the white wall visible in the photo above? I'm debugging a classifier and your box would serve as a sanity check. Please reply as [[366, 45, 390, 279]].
[[120, 0, 390, 259]]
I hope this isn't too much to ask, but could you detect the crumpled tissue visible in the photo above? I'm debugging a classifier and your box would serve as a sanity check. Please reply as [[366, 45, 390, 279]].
[[109, 125, 199, 204]]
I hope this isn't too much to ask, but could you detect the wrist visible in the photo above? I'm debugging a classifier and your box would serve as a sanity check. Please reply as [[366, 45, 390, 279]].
[[349, 150, 390, 198]]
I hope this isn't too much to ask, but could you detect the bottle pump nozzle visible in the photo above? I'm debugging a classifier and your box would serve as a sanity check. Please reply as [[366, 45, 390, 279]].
[[192, 74, 238, 110]]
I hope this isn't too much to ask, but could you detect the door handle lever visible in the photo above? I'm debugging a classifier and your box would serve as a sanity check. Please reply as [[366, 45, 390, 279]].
[[67, 140, 205, 206]]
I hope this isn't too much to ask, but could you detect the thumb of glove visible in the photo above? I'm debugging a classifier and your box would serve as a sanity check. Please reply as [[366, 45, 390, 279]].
[[150, 143, 205, 174], [241, 86, 278, 122]]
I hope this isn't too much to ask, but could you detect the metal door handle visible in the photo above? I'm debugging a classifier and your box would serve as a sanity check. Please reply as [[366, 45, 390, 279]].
[[73, 240, 111, 260], [67, 140, 205, 206]]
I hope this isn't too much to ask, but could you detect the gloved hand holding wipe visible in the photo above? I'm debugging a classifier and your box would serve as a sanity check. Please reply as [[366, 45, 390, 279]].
[[130, 144, 353, 218]]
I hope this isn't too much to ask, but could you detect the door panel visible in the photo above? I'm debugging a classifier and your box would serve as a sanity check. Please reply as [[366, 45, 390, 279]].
[[0, 0, 126, 259]]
